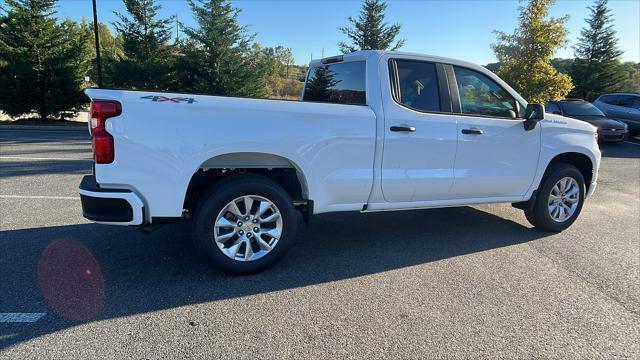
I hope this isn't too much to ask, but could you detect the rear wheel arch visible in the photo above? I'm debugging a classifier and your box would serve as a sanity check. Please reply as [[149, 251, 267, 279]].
[[182, 152, 309, 213]]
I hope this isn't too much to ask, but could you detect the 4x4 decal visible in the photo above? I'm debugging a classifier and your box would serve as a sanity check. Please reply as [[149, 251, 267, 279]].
[[141, 95, 197, 104]]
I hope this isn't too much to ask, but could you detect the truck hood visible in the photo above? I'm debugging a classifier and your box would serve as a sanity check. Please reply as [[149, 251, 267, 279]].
[[564, 115, 626, 130], [542, 113, 597, 134]]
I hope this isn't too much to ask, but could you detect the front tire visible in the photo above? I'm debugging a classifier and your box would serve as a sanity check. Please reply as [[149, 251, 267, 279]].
[[193, 174, 297, 274], [524, 163, 585, 232]]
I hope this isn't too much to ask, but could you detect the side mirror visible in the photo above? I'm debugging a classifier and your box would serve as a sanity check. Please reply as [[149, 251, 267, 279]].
[[524, 103, 544, 131]]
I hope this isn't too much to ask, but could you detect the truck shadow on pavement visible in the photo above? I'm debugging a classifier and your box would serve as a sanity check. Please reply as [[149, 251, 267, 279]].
[[0, 207, 550, 349]]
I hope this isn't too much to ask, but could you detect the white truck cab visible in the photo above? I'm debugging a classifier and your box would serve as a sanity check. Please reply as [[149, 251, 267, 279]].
[[80, 51, 601, 274]]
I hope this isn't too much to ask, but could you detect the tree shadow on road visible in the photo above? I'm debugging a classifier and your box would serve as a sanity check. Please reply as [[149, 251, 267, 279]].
[[0, 206, 550, 349]]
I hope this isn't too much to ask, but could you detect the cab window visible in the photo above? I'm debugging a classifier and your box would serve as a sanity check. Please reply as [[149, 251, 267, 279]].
[[303, 61, 366, 105], [453, 66, 518, 119]]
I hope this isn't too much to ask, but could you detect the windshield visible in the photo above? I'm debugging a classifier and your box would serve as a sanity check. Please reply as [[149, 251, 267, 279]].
[[560, 101, 605, 116]]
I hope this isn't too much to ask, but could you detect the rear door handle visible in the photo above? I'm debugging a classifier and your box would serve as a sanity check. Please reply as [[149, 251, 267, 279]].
[[390, 125, 416, 132], [461, 129, 483, 135]]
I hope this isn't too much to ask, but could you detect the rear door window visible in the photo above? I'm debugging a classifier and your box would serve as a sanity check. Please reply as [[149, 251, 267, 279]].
[[302, 61, 366, 105], [392, 60, 441, 112]]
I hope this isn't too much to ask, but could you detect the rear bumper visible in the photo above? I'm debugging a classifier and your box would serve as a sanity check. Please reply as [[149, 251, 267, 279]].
[[78, 175, 145, 225]]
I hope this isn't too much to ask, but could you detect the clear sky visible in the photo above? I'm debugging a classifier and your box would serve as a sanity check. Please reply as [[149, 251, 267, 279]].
[[55, 0, 640, 66]]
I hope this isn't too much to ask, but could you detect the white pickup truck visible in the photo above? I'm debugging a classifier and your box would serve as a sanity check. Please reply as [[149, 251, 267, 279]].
[[80, 50, 601, 274]]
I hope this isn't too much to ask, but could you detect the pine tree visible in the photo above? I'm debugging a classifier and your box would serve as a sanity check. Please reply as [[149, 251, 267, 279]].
[[175, 0, 267, 97], [112, 0, 175, 90], [570, 0, 625, 101], [339, 0, 404, 54], [491, 0, 573, 103], [0, 0, 88, 120], [303, 66, 340, 102]]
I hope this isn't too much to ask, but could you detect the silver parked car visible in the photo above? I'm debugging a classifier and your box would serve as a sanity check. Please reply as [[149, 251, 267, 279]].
[[593, 92, 640, 133]]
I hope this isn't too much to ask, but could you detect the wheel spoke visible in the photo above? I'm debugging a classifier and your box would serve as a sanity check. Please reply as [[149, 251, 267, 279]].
[[256, 237, 272, 251], [563, 202, 574, 217], [556, 205, 564, 219], [263, 228, 281, 240], [256, 201, 271, 218], [565, 186, 578, 198], [216, 217, 235, 228], [243, 196, 254, 216], [226, 201, 243, 218], [261, 211, 280, 223], [244, 239, 254, 260], [227, 238, 243, 258], [565, 195, 579, 204], [216, 230, 236, 242]]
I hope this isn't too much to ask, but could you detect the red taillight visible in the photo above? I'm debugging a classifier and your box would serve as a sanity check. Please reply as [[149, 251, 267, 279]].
[[90, 100, 121, 164]]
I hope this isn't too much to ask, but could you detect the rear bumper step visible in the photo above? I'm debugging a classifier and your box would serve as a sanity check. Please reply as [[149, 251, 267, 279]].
[[78, 175, 145, 225]]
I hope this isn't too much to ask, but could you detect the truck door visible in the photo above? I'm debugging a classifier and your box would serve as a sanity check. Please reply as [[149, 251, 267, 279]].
[[447, 65, 540, 198], [380, 57, 459, 202]]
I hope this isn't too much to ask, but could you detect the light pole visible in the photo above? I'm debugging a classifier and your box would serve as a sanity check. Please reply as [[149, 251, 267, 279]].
[[92, 0, 103, 87]]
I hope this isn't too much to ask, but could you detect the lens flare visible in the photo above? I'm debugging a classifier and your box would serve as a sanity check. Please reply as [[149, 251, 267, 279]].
[[37, 239, 105, 321]]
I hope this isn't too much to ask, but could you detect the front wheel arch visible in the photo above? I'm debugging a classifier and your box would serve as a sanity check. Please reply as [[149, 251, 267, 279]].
[[540, 152, 594, 194]]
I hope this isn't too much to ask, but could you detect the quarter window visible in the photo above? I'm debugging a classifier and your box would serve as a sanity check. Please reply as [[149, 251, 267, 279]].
[[453, 66, 518, 118], [392, 60, 441, 112], [302, 61, 366, 105]]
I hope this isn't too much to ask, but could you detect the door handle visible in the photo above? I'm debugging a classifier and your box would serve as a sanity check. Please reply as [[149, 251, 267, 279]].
[[390, 125, 416, 132], [461, 129, 483, 135]]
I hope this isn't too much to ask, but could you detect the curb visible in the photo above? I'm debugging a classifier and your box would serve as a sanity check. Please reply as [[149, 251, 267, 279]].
[[0, 125, 87, 132]]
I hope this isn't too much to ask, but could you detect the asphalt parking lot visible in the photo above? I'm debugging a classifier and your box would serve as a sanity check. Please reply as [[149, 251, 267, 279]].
[[0, 129, 639, 359]]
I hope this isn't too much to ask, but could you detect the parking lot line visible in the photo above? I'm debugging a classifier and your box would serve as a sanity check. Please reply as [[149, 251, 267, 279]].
[[0, 195, 78, 200], [0, 313, 46, 323]]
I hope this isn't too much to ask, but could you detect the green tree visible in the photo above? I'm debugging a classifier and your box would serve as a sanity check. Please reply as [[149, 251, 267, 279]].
[[491, 0, 573, 103], [0, 0, 88, 120], [303, 66, 340, 102], [339, 0, 404, 54], [252, 44, 300, 98], [570, 0, 625, 101], [80, 18, 125, 86], [112, 0, 175, 90], [618, 62, 640, 93], [174, 0, 266, 97]]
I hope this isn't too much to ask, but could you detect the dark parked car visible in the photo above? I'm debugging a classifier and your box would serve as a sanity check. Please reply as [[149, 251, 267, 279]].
[[593, 92, 640, 133], [545, 99, 628, 143]]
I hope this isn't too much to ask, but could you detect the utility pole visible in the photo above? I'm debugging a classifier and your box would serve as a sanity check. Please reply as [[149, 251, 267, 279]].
[[91, 0, 102, 87], [175, 12, 180, 43]]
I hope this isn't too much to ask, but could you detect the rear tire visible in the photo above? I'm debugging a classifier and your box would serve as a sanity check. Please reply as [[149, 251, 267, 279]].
[[524, 163, 585, 232], [193, 174, 297, 274]]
